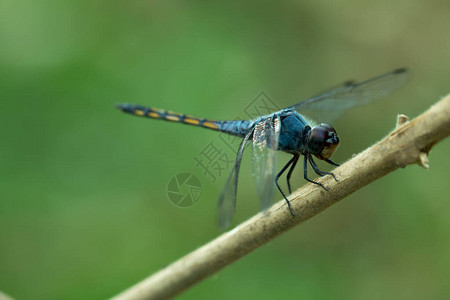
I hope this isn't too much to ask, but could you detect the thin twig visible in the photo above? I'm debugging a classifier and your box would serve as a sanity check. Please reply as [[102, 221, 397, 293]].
[[111, 95, 450, 300]]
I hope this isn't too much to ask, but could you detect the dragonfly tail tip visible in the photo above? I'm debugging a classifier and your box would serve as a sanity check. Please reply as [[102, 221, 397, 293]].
[[115, 103, 130, 111]]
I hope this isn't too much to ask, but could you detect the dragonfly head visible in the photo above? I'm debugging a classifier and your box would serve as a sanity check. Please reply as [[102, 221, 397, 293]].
[[306, 123, 339, 159]]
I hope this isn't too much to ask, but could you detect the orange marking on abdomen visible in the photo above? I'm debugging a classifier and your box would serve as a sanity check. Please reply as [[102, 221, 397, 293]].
[[148, 112, 160, 118], [134, 110, 145, 116], [202, 121, 219, 130], [165, 115, 180, 122], [183, 118, 200, 125]]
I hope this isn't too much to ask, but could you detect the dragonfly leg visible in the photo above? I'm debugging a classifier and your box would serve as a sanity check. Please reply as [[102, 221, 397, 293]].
[[275, 156, 297, 217], [286, 154, 300, 194], [307, 154, 338, 182], [304, 155, 328, 191], [325, 158, 340, 167]]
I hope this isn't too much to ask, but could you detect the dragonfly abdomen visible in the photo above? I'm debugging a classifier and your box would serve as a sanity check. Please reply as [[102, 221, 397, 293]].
[[217, 120, 252, 137], [116, 104, 250, 137]]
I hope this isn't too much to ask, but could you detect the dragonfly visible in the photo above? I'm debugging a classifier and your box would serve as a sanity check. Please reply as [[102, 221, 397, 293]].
[[116, 68, 409, 228]]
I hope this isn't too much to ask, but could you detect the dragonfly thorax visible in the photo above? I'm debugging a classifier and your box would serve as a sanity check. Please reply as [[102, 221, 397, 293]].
[[305, 123, 339, 160]]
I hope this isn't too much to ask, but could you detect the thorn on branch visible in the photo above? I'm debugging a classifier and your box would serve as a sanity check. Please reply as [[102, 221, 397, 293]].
[[396, 114, 409, 127], [418, 152, 429, 169]]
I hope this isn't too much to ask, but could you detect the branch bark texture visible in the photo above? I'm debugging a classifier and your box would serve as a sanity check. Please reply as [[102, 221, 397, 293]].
[[112, 95, 450, 300]]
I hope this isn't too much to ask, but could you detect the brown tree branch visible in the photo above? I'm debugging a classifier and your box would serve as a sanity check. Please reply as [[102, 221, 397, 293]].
[[0, 290, 14, 300], [111, 95, 450, 300]]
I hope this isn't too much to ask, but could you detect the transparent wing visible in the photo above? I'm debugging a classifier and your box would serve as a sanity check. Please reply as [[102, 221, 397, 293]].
[[251, 115, 281, 212], [217, 127, 254, 229], [287, 68, 410, 122]]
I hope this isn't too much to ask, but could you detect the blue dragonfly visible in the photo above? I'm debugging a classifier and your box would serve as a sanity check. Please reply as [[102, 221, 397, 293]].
[[116, 68, 409, 228]]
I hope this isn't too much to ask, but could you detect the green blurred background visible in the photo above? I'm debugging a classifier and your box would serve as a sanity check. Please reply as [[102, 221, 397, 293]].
[[1, 0, 449, 299]]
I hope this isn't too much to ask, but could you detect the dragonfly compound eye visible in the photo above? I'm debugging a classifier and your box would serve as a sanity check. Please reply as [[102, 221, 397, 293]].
[[307, 127, 326, 155], [308, 124, 339, 159], [318, 123, 339, 159]]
